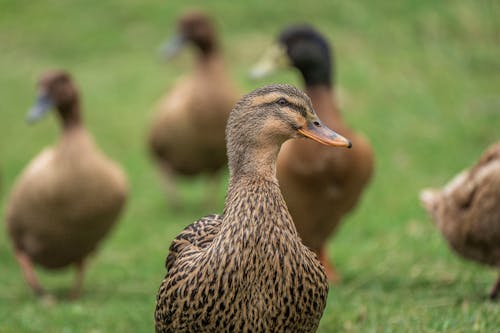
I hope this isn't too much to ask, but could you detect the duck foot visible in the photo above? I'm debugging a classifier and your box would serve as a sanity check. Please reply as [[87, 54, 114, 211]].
[[489, 273, 500, 300], [14, 250, 45, 297], [157, 163, 183, 211], [318, 247, 341, 284], [68, 259, 86, 300]]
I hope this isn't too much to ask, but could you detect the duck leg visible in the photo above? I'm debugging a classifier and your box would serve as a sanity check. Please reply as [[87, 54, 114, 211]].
[[490, 272, 500, 300], [158, 163, 182, 210], [318, 247, 341, 284], [68, 259, 86, 300], [14, 250, 44, 296]]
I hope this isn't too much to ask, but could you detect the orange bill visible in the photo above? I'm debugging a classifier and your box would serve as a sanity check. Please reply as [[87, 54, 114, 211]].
[[298, 119, 352, 148]]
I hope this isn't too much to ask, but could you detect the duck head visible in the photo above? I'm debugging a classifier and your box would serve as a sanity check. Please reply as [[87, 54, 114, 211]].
[[27, 70, 81, 127], [161, 10, 218, 59], [251, 25, 333, 87], [226, 84, 350, 177]]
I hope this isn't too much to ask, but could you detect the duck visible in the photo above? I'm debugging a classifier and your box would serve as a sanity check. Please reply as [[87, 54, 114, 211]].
[[250, 25, 374, 282], [420, 142, 500, 299], [5, 70, 128, 299], [148, 10, 239, 206], [155, 84, 352, 332]]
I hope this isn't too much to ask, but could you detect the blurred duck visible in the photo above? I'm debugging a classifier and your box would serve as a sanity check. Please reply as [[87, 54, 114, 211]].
[[155, 84, 352, 332], [149, 10, 239, 207], [421, 142, 500, 299], [250, 25, 374, 282], [5, 70, 128, 299]]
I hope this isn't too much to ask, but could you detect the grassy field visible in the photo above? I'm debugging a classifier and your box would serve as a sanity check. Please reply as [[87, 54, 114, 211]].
[[1, 0, 499, 332]]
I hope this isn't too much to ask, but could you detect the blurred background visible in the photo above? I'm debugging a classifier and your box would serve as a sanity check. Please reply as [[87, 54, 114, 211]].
[[0, 0, 499, 332]]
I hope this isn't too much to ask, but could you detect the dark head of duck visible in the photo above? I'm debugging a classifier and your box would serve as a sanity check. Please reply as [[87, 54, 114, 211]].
[[27, 70, 81, 129], [279, 25, 334, 87], [161, 10, 218, 59], [180, 11, 218, 53]]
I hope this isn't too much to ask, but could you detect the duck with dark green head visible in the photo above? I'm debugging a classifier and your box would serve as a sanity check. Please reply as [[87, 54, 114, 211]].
[[251, 25, 375, 283]]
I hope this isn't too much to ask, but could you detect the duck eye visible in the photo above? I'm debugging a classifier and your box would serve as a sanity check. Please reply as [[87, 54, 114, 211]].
[[277, 98, 287, 106]]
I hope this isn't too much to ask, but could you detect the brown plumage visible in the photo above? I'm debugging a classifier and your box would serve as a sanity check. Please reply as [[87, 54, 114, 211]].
[[155, 84, 352, 332], [5, 70, 128, 299], [251, 25, 374, 281], [421, 142, 500, 299], [148, 10, 239, 204]]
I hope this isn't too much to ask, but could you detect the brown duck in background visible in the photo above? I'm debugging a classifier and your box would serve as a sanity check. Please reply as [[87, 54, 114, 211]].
[[420, 142, 500, 299], [155, 84, 352, 332], [251, 25, 374, 282], [5, 70, 128, 299], [149, 10, 239, 207]]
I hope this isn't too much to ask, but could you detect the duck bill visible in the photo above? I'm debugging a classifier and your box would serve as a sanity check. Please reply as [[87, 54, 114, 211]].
[[298, 120, 352, 148], [159, 33, 186, 60], [26, 92, 53, 123], [249, 43, 289, 79], [419, 188, 439, 221]]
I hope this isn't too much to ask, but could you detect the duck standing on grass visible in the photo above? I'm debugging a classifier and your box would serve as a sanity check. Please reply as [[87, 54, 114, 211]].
[[155, 84, 352, 332], [5, 70, 128, 299], [149, 10, 239, 207], [421, 142, 500, 300], [251, 25, 374, 282]]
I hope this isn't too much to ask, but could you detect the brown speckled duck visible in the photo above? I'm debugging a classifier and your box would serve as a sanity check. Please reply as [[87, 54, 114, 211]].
[[251, 25, 374, 282], [5, 70, 128, 299], [149, 10, 239, 205], [155, 84, 352, 332], [421, 142, 500, 299]]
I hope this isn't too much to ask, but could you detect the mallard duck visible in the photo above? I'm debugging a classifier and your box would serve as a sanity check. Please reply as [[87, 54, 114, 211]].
[[420, 142, 500, 299], [149, 10, 239, 206], [250, 25, 374, 282], [155, 84, 351, 332], [5, 70, 128, 299]]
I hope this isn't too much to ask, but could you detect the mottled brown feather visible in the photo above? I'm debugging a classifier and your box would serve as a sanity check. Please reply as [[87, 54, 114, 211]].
[[421, 142, 500, 297], [155, 84, 329, 332]]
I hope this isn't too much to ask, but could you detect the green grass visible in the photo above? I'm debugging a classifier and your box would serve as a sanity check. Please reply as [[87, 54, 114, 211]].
[[1, 0, 499, 332]]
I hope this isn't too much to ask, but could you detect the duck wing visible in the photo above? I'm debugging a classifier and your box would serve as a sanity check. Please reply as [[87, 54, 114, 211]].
[[165, 214, 222, 271], [448, 143, 500, 210]]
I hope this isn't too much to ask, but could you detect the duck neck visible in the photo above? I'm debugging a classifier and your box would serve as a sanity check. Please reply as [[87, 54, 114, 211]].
[[305, 85, 341, 124], [195, 37, 219, 61], [296, 58, 332, 88], [222, 136, 298, 238], [228, 139, 282, 185], [223, 168, 298, 240], [58, 99, 83, 131], [195, 47, 223, 71]]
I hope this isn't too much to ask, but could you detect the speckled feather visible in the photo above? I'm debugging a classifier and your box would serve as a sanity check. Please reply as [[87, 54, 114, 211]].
[[155, 84, 329, 332], [165, 214, 222, 271], [155, 180, 327, 333], [422, 142, 500, 267], [421, 142, 500, 298]]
